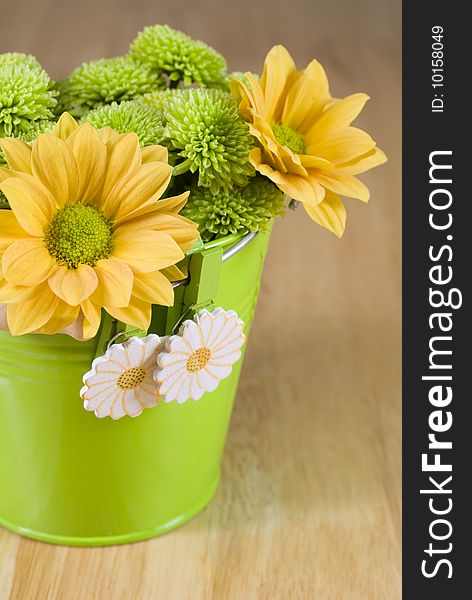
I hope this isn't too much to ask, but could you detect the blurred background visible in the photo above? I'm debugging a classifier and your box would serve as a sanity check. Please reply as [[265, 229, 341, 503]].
[[0, 0, 401, 598]]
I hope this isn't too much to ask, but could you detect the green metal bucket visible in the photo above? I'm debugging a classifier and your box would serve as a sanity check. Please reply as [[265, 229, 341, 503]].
[[0, 231, 271, 546]]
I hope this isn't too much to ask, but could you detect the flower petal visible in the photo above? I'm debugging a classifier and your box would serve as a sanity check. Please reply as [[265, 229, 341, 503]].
[[124, 338, 147, 369], [243, 75, 267, 119], [277, 145, 309, 177], [6, 284, 60, 335], [100, 133, 142, 201], [35, 301, 80, 335], [60, 316, 85, 341], [0, 304, 6, 331], [91, 258, 134, 308], [303, 190, 346, 237], [132, 270, 174, 306], [48, 264, 98, 306], [135, 386, 159, 409], [0, 167, 13, 184], [105, 162, 172, 222], [111, 392, 128, 420], [32, 134, 79, 205], [196, 369, 220, 393], [231, 78, 257, 120], [260, 45, 297, 122], [248, 119, 288, 174], [205, 362, 232, 381], [306, 127, 376, 164], [154, 192, 190, 214], [81, 299, 102, 340], [0, 138, 32, 173], [0, 279, 38, 303], [105, 296, 152, 331], [316, 171, 370, 202], [123, 390, 144, 417], [52, 113, 79, 141], [141, 145, 168, 164], [299, 154, 335, 170], [141, 335, 167, 369], [336, 147, 388, 175], [66, 124, 107, 203], [0, 210, 29, 253], [251, 148, 324, 206], [95, 391, 120, 418], [181, 320, 203, 351], [306, 93, 370, 140], [161, 264, 187, 282], [0, 175, 56, 236], [106, 344, 131, 369], [97, 127, 120, 144], [112, 230, 184, 273], [116, 212, 198, 253], [2, 239, 56, 285], [282, 58, 330, 132]]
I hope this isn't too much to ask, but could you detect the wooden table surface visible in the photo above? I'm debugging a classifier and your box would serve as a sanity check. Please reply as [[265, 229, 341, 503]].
[[0, 0, 401, 597]]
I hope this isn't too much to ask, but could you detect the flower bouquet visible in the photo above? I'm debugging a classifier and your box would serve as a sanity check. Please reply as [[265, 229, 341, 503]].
[[0, 26, 386, 545]]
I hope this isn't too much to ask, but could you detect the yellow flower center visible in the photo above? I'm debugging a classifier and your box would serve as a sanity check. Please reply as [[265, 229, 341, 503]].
[[272, 124, 306, 155], [44, 204, 113, 269], [186, 347, 212, 373], [117, 367, 147, 390]]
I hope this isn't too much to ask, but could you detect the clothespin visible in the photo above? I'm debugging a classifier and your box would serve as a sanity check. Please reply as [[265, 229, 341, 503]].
[[165, 245, 223, 334]]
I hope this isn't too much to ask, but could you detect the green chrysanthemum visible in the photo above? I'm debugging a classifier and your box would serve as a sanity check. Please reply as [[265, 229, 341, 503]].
[[0, 64, 57, 136], [130, 25, 227, 86], [81, 101, 165, 146], [165, 88, 254, 193], [137, 89, 175, 112], [182, 176, 285, 241], [19, 118, 55, 141], [58, 56, 164, 115], [0, 52, 42, 70]]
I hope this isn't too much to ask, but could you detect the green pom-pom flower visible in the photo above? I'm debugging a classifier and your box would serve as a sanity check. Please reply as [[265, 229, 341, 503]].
[[130, 25, 227, 86], [81, 101, 165, 146], [0, 64, 57, 136], [137, 89, 174, 112], [181, 177, 285, 241], [0, 52, 42, 70], [18, 118, 55, 142], [59, 56, 164, 115], [165, 88, 254, 193]]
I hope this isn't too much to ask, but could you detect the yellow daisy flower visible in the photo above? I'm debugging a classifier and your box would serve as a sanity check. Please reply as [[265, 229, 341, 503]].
[[231, 45, 387, 237], [0, 113, 199, 339]]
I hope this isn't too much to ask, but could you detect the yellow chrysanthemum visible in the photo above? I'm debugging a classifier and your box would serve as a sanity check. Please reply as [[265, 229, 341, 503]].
[[231, 45, 387, 237], [0, 113, 199, 339]]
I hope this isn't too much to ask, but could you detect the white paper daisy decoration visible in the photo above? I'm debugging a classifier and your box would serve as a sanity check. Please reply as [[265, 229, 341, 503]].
[[154, 308, 246, 404], [81, 334, 167, 420]]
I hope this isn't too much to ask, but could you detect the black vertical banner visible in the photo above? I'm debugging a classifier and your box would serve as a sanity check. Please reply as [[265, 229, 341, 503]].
[[403, 2, 469, 597]]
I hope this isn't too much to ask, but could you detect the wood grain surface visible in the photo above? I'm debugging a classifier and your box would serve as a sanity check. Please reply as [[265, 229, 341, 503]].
[[0, 0, 401, 597]]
